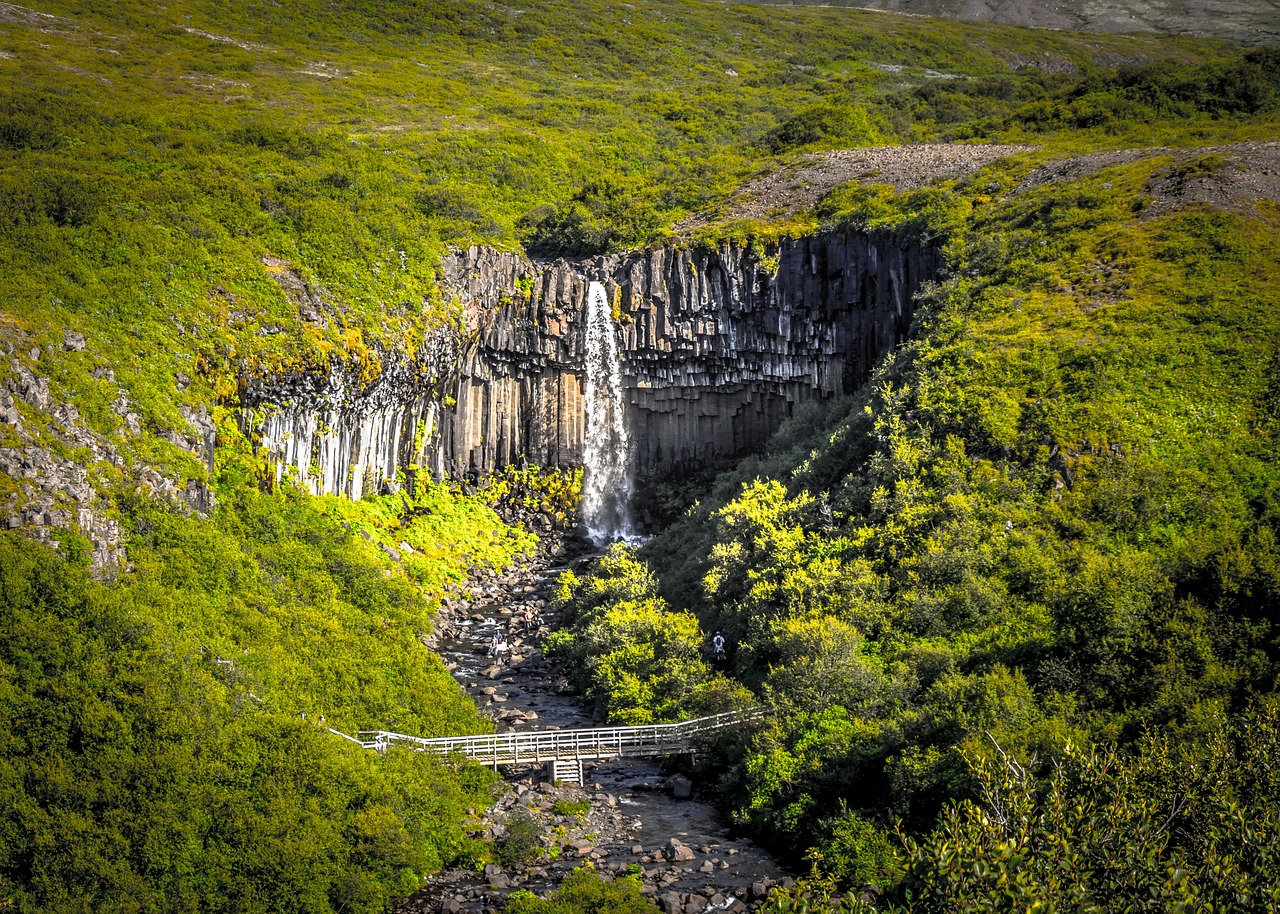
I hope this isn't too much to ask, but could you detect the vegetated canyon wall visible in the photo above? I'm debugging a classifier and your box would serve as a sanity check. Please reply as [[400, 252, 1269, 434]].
[[249, 233, 942, 510]]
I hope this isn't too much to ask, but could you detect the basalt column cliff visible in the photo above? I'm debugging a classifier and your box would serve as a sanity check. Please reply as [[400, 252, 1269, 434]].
[[252, 233, 940, 501]]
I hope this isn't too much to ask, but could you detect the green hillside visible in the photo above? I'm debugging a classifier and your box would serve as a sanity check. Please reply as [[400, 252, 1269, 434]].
[[550, 96, 1280, 914], [2, 0, 1280, 911]]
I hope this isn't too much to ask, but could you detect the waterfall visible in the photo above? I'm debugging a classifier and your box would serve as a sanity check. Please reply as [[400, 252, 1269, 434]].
[[582, 281, 636, 544]]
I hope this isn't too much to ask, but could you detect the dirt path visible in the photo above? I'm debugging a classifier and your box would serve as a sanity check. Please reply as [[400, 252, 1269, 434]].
[[401, 536, 791, 914]]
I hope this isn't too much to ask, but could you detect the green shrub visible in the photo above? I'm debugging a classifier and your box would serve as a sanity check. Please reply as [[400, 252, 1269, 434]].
[[551, 799, 591, 819], [499, 811, 546, 867], [520, 175, 668, 257], [895, 708, 1280, 910], [503, 866, 660, 914], [763, 102, 880, 153]]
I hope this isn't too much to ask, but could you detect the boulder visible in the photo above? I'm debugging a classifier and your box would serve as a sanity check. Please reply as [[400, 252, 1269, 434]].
[[668, 774, 693, 799], [666, 839, 696, 863], [658, 893, 684, 914]]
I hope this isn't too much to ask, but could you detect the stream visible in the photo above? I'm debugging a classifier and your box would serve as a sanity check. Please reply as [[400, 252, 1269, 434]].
[[401, 534, 792, 914]]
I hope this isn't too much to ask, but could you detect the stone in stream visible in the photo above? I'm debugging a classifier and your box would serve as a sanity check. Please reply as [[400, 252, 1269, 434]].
[[658, 893, 684, 914], [668, 774, 693, 799], [666, 839, 696, 863]]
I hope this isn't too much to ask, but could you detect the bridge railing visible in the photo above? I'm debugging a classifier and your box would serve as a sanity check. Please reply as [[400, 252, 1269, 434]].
[[355, 708, 763, 764]]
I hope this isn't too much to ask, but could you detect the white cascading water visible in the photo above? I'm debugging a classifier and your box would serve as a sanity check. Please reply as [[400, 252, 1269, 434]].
[[582, 281, 636, 545]]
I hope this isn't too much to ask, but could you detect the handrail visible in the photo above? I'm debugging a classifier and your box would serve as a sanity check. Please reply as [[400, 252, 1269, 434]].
[[353, 709, 763, 763]]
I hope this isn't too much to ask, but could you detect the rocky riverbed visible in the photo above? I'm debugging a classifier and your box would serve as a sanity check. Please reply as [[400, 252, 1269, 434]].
[[400, 533, 792, 914]]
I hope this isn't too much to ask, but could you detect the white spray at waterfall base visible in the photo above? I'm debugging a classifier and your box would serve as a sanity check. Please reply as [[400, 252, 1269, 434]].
[[582, 281, 638, 545]]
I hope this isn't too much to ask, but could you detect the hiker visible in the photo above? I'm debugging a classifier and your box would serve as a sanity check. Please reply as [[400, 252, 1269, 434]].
[[712, 631, 726, 661]]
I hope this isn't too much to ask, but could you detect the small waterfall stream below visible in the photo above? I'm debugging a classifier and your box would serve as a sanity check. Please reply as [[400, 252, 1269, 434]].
[[411, 539, 789, 913]]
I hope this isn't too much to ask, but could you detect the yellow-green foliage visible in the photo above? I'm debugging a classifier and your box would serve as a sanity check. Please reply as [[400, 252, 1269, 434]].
[[0, 439, 537, 911], [2, 3, 1279, 911], [0, 525, 496, 913], [323, 481, 536, 590], [571, 146, 1280, 886], [504, 865, 659, 914], [480, 466, 582, 530], [550, 799, 591, 819], [546, 544, 752, 724]]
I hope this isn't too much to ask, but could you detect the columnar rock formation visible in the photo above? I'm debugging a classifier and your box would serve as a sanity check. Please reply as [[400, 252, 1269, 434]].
[[249, 233, 941, 503]]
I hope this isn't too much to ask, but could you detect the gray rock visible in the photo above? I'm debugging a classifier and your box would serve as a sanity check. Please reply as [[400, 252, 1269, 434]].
[[0, 391, 22, 427], [9, 363, 49, 410], [62, 330, 86, 352], [658, 893, 684, 914], [667, 839, 696, 862], [668, 775, 693, 800]]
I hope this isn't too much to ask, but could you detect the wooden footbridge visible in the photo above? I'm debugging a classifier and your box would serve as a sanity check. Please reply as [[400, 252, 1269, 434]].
[[330, 710, 761, 784]]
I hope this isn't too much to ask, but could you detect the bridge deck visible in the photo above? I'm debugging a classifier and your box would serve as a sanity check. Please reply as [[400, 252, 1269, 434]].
[[334, 710, 759, 766]]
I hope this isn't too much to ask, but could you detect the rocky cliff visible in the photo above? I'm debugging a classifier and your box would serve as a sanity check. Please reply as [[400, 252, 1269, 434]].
[[249, 233, 941, 504]]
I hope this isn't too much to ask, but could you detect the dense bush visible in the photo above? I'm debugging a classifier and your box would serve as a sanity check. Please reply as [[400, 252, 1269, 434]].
[[893, 707, 1280, 911], [547, 545, 751, 724], [764, 706, 1280, 911], [520, 175, 668, 257], [762, 102, 881, 153], [555, 155, 1280, 889], [0, 532, 495, 913]]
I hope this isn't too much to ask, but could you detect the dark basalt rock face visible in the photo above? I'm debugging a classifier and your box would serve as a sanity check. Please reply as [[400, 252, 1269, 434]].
[[248, 233, 941, 501]]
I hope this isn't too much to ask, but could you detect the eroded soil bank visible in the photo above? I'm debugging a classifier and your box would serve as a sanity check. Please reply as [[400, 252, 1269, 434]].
[[401, 535, 792, 914]]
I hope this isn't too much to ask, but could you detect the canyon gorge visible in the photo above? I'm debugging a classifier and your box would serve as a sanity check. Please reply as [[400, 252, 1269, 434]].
[[250, 231, 941, 522]]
